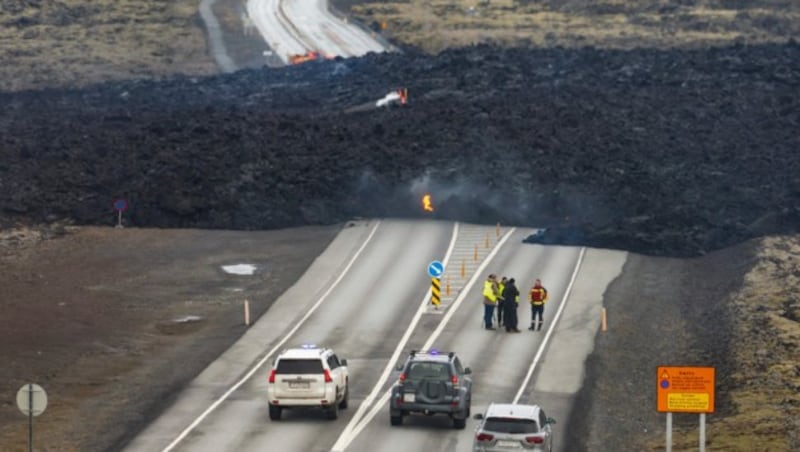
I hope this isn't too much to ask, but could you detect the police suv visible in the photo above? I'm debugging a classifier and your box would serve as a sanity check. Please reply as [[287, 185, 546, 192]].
[[267, 344, 349, 420]]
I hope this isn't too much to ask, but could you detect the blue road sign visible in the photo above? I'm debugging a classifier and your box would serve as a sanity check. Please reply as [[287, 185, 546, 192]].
[[113, 199, 128, 212], [428, 260, 444, 278]]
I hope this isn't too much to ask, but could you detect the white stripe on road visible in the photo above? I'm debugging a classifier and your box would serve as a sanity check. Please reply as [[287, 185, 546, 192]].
[[162, 221, 382, 452], [331, 227, 518, 451], [512, 246, 586, 404], [329, 222, 460, 449]]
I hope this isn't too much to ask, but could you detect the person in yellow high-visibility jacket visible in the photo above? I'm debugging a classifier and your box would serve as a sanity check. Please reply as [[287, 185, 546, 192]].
[[482, 274, 499, 330], [496, 276, 507, 326]]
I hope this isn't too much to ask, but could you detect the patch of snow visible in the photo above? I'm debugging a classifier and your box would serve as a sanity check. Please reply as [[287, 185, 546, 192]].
[[222, 264, 257, 275]]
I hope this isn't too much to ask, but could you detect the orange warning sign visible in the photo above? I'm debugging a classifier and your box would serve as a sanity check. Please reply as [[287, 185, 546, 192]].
[[657, 366, 715, 413]]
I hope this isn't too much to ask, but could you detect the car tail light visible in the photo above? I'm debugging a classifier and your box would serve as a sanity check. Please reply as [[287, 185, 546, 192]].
[[268, 370, 276, 384], [324, 369, 333, 383], [525, 436, 544, 444], [451, 375, 458, 386], [399, 373, 406, 383], [476, 433, 494, 441]]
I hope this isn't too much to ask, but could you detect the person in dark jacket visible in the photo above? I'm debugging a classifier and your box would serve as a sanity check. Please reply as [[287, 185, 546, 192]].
[[502, 278, 521, 332]]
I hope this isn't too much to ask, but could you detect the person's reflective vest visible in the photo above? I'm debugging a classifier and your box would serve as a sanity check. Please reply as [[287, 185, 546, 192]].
[[497, 282, 505, 301], [483, 280, 497, 303], [530, 286, 548, 305]]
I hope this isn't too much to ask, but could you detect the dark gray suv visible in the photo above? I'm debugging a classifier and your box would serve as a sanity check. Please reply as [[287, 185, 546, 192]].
[[389, 350, 472, 429]]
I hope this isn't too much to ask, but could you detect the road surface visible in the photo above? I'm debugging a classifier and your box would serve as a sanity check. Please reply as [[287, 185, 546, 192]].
[[125, 219, 627, 452], [247, 0, 387, 64]]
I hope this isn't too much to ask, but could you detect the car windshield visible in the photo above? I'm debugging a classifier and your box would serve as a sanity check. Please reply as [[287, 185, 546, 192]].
[[407, 362, 450, 379], [276, 359, 323, 374], [484, 417, 539, 434]]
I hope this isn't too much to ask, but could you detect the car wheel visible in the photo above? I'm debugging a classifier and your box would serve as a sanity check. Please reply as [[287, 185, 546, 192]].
[[339, 383, 349, 409], [326, 403, 339, 420], [453, 416, 466, 429], [268, 404, 282, 421], [390, 414, 403, 426]]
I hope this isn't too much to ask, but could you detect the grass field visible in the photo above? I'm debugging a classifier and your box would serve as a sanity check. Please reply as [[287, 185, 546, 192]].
[[0, 0, 216, 91], [345, 0, 800, 52]]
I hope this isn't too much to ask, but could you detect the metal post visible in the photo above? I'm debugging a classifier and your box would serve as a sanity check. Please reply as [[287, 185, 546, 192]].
[[666, 412, 672, 452], [699, 413, 706, 452], [28, 383, 33, 452]]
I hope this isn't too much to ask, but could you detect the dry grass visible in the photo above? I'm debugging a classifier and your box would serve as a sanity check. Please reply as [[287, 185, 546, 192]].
[[352, 0, 800, 52], [0, 0, 216, 91]]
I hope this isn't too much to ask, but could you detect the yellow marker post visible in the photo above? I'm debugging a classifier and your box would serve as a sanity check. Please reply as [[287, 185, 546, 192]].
[[474, 244, 478, 262], [430, 277, 441, 308], [461, 260, 466, 279], [484, 232, 490, 249], [446, 275, 451, 296]]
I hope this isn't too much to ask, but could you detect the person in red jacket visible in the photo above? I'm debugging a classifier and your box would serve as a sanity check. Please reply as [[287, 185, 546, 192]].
[[528, 279, 549, 331]]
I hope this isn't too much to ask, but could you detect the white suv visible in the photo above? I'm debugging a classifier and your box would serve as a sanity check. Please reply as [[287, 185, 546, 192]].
[[267, 345, 349, 420]]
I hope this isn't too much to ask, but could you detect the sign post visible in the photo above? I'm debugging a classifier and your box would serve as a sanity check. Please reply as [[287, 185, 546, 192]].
[[428, 260, 444, 309], [17, 383, 47, 452], [657, 366, 715, 452], [113, 198, 128, 228]]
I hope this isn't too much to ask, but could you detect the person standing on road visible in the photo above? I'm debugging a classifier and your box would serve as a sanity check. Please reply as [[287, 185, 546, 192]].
[[496, 276, 507, 327], [529, 278, 549, 331], [502, 278, 521, 332], [482, 274, 499, 330]]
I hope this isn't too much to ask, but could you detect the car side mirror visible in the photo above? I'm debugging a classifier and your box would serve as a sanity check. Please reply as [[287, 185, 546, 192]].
[[473, 413, 484, 420], [463, 367, 472, 375], [547, 417, 557, 425], [340, 359, 348, 366], [396, 363, 404, 371]]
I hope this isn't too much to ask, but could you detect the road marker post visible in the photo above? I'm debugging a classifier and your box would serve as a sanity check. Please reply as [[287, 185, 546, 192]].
[[601, 307, 607, 332], [446, 275, 451, 296], [461, 260, 466, 279], [474, 244, 478, 262], [484, 232, 490, 248], [496, 222, 500, 237], [430, 278, 441, 309], [244, 300, 251, 326]]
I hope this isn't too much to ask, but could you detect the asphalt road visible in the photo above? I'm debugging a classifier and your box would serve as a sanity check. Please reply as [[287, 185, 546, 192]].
[[247, 0, 386, 64], [124, 219, 626, 452]]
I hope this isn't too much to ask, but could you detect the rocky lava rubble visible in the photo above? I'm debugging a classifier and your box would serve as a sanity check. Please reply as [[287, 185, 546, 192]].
[[1, 43, 799, 257]]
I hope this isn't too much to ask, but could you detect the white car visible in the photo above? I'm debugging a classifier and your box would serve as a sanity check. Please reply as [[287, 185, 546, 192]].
[[267, 345, 349, 420], [473, 403, 556, 451]]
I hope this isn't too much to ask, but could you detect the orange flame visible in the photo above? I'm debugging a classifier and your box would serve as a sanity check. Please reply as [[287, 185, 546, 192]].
[[422, 194, 434, 212]]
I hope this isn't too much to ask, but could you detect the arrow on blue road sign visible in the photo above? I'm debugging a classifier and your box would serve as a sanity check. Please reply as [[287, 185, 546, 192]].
[[428, 260, 444, 278]]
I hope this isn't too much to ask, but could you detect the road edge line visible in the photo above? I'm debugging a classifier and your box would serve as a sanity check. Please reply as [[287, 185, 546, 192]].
[[512, 246, 587, 404], [162, 220, 382, 452]]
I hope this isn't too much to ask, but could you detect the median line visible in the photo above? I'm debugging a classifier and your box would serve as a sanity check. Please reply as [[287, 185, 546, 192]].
[[332, 227, 517, 451]]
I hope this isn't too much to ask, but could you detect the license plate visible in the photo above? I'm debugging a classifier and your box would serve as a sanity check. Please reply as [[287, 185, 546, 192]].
[[403, 393, 415, 402], [496, 440, 519, 448], [289, 381, 309, 389]]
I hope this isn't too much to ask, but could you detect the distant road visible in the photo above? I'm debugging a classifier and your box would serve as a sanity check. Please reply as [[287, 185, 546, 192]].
[[247, 0, 387, 64]]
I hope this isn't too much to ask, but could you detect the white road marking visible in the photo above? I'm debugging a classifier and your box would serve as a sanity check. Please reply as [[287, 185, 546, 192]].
[[513, 247, 586, 404], [161, 221, 382, 452], [329, 222, 460, 449], [331, 227, 518, 451]]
